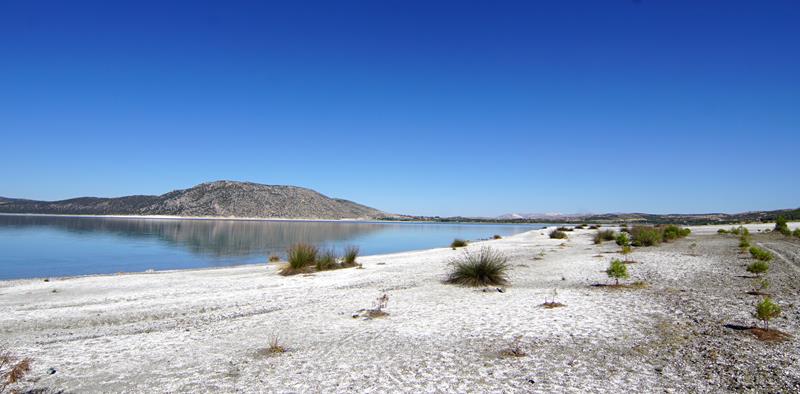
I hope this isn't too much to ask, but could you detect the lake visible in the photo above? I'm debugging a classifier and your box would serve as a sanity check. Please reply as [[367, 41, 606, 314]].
[[0, 215, 545, 280]]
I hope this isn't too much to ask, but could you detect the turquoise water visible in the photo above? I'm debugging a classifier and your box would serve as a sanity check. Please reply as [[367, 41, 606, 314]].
[[0, 215, 544, 280]]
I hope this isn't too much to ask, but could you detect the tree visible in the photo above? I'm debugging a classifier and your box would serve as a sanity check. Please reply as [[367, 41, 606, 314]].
[[775, 216, 790, 236], [756, 297, 781, 330], [606, 259, 629, 286]]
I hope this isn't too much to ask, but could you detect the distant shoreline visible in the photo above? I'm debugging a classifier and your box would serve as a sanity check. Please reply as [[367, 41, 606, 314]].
[[0, 212, 548, 226]]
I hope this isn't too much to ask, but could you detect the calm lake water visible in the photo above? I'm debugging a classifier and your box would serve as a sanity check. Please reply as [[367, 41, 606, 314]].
[[0, 215, 544, 280]]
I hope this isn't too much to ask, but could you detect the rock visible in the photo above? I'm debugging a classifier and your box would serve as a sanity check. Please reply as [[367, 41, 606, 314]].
[[47, 368, 56, 375]]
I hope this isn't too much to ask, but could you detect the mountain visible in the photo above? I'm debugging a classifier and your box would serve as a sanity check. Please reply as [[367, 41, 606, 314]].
[[0, 181, 385, 220]]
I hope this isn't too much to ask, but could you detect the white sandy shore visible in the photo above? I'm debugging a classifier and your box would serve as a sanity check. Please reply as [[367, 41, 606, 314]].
[[1, 223, 798, 392]]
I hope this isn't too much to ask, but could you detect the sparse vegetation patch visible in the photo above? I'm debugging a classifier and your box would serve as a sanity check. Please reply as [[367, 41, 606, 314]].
[[446, 246, 509, 287], [549, 230, 567, 239], [593, 230, 615, 244]]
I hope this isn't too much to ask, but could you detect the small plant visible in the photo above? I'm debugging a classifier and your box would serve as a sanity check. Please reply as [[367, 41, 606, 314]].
[[342, 245, 359, 267], [549, 230, 567, 239], [268, 254, 281, 262], [369, 293, 390, 318], [746, 260, 769, 277], [499, 336, 527, 357], [0, 349, 32, 393], [446, 247, 510, 287], [755, 297, 781, 330], [774, 216, 790, 236], [593, 229, 615, 244], [315, 249, 338, 271], [794, 228, 800, 238], [630, 226, 663, 246], [542, 288, 564, 308], [662, 224, 691, 242], [749, 246, 773, 262], [492, 234, 502, 239], [615, 232, 630, 246], [588, 224, 600, 230], [556, 226, 574, 232], [606, 259, 629, 286], [282, 243, 319, 275], [620, 245, 633, 262], [739, 236, 750, 249], [749, 278, 770, 295], [451, 239, 468, 248], [262, 335, 286, 355], [717, 229, 729, 234]]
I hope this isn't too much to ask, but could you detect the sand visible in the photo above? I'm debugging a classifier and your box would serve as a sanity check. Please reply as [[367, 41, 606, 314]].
[[1, 223, 798, 393]]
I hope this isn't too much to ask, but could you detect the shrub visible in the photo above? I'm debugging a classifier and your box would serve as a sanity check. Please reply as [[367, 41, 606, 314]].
[[775, 216, 790, 236], [747, 260, 769, 276], [621, 245, 632, 260], [662, 224, 691, 242], [615, 232, 630, 246], [718, 229, 729, 234], [739, 236, 751, 249], [315, 249, 338, 271], [446, 247, 510, 287], [588, 224, 600, 230], [268, 254, 280, 262], [794, 228, 800, 238], [549, 230, 567, 239], [606, 259, 629, 285], [451, 239, 468, 248], [492, 234, 502, 240], [756, 297, 781, 329], [556, 226, 574, 232], [262, 335, 286, 355], [749, 247, 773, 262], [593, 230, 616, 244], [342, 245, 359, 266], [282, 243, 318, 274], [630, 226, 663, 246]]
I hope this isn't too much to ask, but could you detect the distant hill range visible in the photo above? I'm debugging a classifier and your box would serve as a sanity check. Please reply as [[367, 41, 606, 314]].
[[0, 181, 385, 220], [391, 209, 800, 225]]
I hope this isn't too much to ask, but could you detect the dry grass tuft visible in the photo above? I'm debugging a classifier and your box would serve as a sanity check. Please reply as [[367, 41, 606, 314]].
[[1, 349, 32, 392], [542, 302, 565, 309], [259, 335, 287, 356]]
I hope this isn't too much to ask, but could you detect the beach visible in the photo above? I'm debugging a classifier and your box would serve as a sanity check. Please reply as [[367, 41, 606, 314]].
[[2, 224, 799, 392]]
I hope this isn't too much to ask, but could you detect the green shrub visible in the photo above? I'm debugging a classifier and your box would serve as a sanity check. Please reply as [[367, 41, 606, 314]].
[[749, 247, 773, 262], [342, 245, 359, 267], [451, 239, 468, 248], [739, 236, 751, 249], [588, 224, 600, 230], [717, 229, 729, 234], [793, 228, 800, 238], [446, 247, 509, 287], [662, 224, 691, 241], [630, 226, 663, 246], [775, 216, 790, 236], [606, 259, 629, 285], [549, 230, 567, 239], [283, 243, 318, 275], [756, 297, 781, 329], [556, 226, 574, 232], [747, 260, 769, 276], [315, 249, 338, 271], [615, 232, 630, 246], [593, 229, 616, 244]]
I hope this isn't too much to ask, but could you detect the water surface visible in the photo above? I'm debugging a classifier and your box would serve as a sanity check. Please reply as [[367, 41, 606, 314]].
[[0, 215, 544, 280]]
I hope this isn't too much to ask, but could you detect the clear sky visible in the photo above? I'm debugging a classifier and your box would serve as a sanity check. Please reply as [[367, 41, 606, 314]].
[[1, 1, 798, 217]]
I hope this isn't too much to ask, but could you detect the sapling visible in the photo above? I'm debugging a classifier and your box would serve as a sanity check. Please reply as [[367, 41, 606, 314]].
[[621, 245, 632, 262], [606, 259, 629, 286], [756, 297, 781, 330], [746, 261, 769, 277]]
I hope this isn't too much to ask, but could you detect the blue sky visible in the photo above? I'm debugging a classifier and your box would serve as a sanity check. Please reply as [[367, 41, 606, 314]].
[[1, 0, 798, 217]]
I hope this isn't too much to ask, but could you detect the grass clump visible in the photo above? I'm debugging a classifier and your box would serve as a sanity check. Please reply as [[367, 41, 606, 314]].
[[451, 238, 468, 248], [268, 254, 281, 262], [315, 249, 338, 271], [556, 226, 574, 232], [747, 260, 770, 277], [630, 226, 663, 246], [749, 246, 773, 262], [342, 245, 359, 267], [260, 335, 287, 356], [756, 297, 781, 330], [0, 349, 32, 393], [793, 228, 800, 238], [606, 259, 629, 285], [774, 216, 790, 236], [549, 230, 567, 239], [281, 243, 318, 275], [446, 246, 509, 287], [593, 229, 616, 244], [718, 229, 729, 234], [739, 236, 751, 249], [588, 224, 600, 230], [492, 234, 502, 240]]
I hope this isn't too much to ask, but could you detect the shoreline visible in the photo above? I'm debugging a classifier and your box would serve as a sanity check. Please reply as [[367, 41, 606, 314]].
[[1, 223, 798, 392]]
